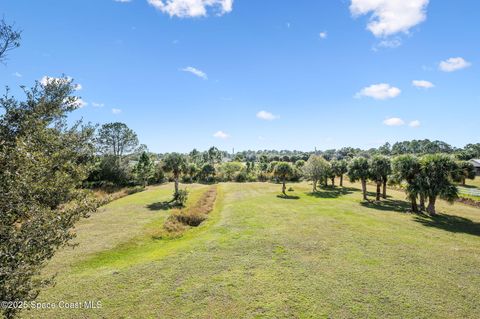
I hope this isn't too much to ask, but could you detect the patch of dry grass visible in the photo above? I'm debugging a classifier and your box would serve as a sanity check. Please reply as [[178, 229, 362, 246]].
[[158, 186, 218, 238]]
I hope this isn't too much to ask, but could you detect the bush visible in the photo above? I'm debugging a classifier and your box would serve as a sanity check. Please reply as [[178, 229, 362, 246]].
[[173, 189, 189, 207], [161, 186, 217, 237], [235, 171, 248, 183]]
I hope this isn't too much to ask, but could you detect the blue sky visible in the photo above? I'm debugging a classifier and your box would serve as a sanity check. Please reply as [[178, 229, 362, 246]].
[[1, 0, 478, 152]]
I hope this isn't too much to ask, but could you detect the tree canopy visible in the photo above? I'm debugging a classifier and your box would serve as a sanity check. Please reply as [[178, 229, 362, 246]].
[[0, 79, 97, 319]]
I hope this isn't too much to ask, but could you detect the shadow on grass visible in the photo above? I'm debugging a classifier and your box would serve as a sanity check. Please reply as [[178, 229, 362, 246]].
[[360, 198, 411, 213], [276, 195, 300, 200], [460, 184, 479, 189], [146, 200, 177, 211], [362, 198, 480, 236], [306, 186, 356, 199], [413, 213, 480, 237]]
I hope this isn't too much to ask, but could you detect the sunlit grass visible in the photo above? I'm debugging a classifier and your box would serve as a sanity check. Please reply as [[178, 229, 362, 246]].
[[22, 181, 480, 319]]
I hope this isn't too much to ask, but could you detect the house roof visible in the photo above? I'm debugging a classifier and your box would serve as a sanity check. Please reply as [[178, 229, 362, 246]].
[[470, 159, 480, 167]]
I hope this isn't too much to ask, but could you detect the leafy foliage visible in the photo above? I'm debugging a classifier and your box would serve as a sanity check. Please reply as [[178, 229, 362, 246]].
[[0, 79, 97, 319], [303, 155, 330, 191]]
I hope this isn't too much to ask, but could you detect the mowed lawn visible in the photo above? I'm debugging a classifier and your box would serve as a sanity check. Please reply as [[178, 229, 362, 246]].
[[21, 181, 480, 319]]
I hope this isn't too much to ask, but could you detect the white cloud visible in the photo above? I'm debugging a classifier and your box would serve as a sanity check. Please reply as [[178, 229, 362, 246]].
[[112, 108, 122, 114], [147, 0, 233, 18], [373, 38, 402, 50], [350, 0, 429, 37], [213, 130, 230, 139], [412, 80, 434, 89], [409, 120, 421, 128], [383, 117, 405, 126], [74, 98, 88, 108], [319, 31, 328, 39], [40, 76, 82, 91], [114, 0, 132, 2], [92, 102, 105, 108], [181, 66, 208, 80], [12, 72, 22, 78], [256, 110, 279, 121], [439, 57, 471, 72], [356, 83, 401, 100]]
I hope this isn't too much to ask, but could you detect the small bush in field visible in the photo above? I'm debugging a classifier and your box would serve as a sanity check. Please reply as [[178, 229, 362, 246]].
[[173, 189, 189, 207], [288, 187, 294, 192], [160, 186, 217, 237]]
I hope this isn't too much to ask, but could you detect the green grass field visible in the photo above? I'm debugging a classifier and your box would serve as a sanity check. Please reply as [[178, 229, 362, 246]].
[[21, 181, 480, 319]]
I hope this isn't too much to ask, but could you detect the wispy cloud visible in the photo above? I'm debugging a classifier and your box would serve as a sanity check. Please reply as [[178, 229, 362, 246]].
[[412, 80, 434, 89], [256, 110, 279, 121], [181, 66, 208, 80], [114, 0, 132, 2], [147, 0, 233, 18], [213, 130, 230, 139], [439, 57, 471, 72], [112, 108, 122, 114], [92, 102, 105, 108], [373, 38, 402, 51], [12, 72, 22, 78], [355, 83, 401, 100], [319, 31, 328, 39]]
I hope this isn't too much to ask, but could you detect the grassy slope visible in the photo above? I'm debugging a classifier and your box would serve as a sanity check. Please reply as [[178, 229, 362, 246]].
[[21, 181, 480, 319]]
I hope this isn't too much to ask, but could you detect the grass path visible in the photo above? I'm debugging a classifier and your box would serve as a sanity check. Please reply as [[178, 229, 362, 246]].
[[21, 181, 480, 319]]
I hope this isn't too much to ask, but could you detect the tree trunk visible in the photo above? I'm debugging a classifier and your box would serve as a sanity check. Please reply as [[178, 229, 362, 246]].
[[376, 181, 381, 201], [427, 196, 437, 215], [361, 179, 367, 200], [462, 178, 466, 186], [419, 194, 426, 211], [312, 179, 317, 192], [410, 196, 418, 213], [382, 178, 387, 199], [174, 175, 179, 195], [324, 178, 328, 187], [331, 177, 335, 186], [282, 178, 286, 195], [340, 175, 343, 187]]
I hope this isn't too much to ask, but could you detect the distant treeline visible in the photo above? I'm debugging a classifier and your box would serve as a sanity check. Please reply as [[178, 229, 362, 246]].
[[85, 122, 479, 190]]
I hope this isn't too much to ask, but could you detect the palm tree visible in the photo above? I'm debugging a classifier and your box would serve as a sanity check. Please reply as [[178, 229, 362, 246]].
[[348, 157, 370, 200], [455, 161, 476, 186], [420, 154, 459, 215], [274, 162, 294, 196], [391, 155, 422, 213], [369, 155, 391, 201], [331, 159, 348, 187], [162, 153, 187, 196]]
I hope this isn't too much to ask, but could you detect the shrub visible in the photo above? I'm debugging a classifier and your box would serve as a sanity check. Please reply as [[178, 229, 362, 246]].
[[173, 188, 189, 207], [235, 171, 248, 183], [161, 186, 217, 236]]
